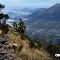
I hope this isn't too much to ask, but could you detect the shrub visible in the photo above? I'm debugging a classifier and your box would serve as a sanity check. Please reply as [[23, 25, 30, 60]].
[[18, 45, 23, 52], [47, 45, 60, 57], [29, 39, 42, 49]]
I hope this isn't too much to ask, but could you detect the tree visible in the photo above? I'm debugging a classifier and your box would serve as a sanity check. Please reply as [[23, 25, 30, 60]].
[[2, 14, 9, 23], [0, 13, 4, 23], [0, 14, 9, 34], [1, 23, 9, 34], [47, 45, 60, 57], [12, 19, 26, 39], [18, 19, 26, 35], [0, 3, 9, 34], [13, 22, 18, 31], [13, 19, 26, 39], [0, 4, 5, 11]]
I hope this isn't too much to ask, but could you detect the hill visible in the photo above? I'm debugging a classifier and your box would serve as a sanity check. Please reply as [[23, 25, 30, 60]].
[[27, 8, 47, 20], [0, 27, 53, 60], [27, 3, 60, 21], [25, 3, 60, 44], [2, 8, 37, 20], [6, 33, 53, 60]]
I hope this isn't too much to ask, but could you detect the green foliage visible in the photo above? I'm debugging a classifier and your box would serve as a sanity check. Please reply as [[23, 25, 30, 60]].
[[12, 19, 26, 39], [1, 23, 9, 34], [29, 39, 42, 49], [0, 4, 5, 10], [0, 13, 4, 20], [8, 28, 14, 34], [3, 14, 9, 21], [47, 45, 60, 56], [29, 40, 36, 48], [18, 19, 26, 35], [13, 22, 18, 31], [18, 45, 23, 52], [0, 14, 9, 34], [18, 19, 26, 39], [0, 4, 9, 34], [8, 28, 19, 36]]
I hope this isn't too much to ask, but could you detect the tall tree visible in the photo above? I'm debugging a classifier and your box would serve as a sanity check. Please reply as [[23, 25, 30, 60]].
[[18, 19, 26, 35], [12, 19, 26, 39], [0, 4, 5, 11], [0, 3, 9, 34], [3, 14, 9, 24], [0, 13, 4, 23], [13, 22, 18, 31]]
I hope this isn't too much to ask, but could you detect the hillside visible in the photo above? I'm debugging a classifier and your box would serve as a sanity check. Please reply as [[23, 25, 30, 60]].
[[25, 3, 60, 44], [6, 33, 53, 60], [0, 3, 59, 60], [27, 3, 60, 21], [2, 8, 37, 20], [27, 8, 47, 19], [0, 29, 53, 60]]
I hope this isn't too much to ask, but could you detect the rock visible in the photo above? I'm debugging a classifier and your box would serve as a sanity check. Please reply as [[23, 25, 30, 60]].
[[0, 37, 8, 60], [0, 53, 7, 60]]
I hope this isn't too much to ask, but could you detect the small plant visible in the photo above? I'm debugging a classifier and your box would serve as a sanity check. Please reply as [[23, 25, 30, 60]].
[[13, 22, 18, 31], [47, 45, 60, 57], [29, 40, 36, 48], [29, 39, 43, 49], [18, 45, 23, 52]]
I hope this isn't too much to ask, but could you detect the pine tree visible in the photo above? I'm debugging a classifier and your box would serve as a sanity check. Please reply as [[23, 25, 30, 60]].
[[0, 4, 9, 34], [0, 4, 5, 11], [13, 22, 18, 31], [18, 19, 26, 39]]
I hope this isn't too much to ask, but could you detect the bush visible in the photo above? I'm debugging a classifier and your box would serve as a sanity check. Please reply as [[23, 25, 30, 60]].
[[29, 39, 42, 49], [29, 40, 36, 48], [18, 45, 23, 52], [47, 45, 60, 56]]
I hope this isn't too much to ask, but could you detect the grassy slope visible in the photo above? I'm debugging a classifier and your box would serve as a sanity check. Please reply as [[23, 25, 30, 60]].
[[6, 31, 53, 60]]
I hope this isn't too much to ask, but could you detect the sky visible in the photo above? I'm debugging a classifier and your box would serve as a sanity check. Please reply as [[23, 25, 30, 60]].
[[0, 0, 60, 9]]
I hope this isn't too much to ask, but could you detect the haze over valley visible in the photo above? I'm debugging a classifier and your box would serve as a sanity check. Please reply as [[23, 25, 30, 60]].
[[1, 3, 60, 44]]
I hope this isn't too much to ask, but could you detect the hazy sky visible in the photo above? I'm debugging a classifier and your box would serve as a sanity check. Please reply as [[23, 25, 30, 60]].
[[0, 0, 60, 9]]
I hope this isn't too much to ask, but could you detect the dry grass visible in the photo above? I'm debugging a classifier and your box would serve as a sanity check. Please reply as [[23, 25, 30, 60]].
[[7, 34, 53, 60]]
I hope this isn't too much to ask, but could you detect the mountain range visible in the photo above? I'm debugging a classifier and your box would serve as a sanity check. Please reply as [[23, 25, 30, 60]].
[[26, 3, 60, 44], [2, 8, 37, 20], [2, 3, 60, 44], [27, 3, 60, 21]]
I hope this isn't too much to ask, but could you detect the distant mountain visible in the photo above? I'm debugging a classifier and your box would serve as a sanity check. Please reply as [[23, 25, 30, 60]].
[[20, 8, 37, 13], [27, 3, 60, 21], [2, 4, 60, 44], [2, 8, 37, 20], [38, 3, 60, 21], [26, 3, 60, 44], [27, 8, 47, 19]]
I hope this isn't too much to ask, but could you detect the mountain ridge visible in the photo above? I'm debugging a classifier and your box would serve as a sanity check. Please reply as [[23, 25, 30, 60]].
[[26, 3, 60, 44], [27, 3, 60, 21]]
